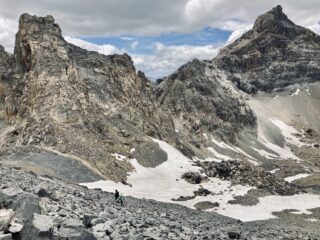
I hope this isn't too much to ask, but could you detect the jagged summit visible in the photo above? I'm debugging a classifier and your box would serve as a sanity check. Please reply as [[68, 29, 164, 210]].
[[214, 5, 320, 93], [253, 5, 295, 33]]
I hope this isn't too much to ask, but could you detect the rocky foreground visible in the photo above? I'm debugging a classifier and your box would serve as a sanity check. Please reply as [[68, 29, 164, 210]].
[[0, 165, 319, 240]]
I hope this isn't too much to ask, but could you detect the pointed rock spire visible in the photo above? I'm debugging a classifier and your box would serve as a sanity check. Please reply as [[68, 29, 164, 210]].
[[253, 5, 295, 34]]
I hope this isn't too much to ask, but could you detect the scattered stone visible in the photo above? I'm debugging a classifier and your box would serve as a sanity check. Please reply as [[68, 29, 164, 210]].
[[182, 172, 207, 184], [0, 209, 14, 231], [193, 201, 219, 210], [37, 188, 51, 198], [193, 187, 211, 196], [228, 230, 242, 239], [20, 214, 53, 240], [0, 233, 12, 240], [171, 195, 196, 201]]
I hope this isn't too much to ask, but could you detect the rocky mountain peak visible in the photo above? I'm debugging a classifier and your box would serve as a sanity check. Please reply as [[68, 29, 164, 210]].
[[17, 13, 61, 39], [253, 5, 297, 35], [214, 6, 320, 93], [14, 13, 65, 73]]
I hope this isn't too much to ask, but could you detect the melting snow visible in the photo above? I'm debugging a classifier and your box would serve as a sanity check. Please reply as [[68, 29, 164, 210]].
[[215, 193, 320, 222], [207, 147, 233, 161], [270, 118, 306, 147], [284, 173, 311, 182], [111, 153, 127, 161], [81, 139, 320, 222], [291, 89, 300, 96], [305, 218, 318, 222], [82, 138, 251, 209], [257, 135, 300, 160], [269, 168, 280, 174]]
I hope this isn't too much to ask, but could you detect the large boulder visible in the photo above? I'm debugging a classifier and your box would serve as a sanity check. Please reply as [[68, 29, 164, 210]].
[[20, 214, 54, 240], [0, 209, 14, 231]]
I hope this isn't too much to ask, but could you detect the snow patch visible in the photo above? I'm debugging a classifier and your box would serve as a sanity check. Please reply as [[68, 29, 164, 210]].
[[270, 118, 306, 147], [215, 193, 320, 222], [111, 153, 127, 161], [207, 147, 232, 161], [257, 135, 300, 160], [284, 173, 311, 183], [305, 218, 318, 222], [269, 168, 280, 174], [82, 138, 252, 211], [291, 89, 300, 96]]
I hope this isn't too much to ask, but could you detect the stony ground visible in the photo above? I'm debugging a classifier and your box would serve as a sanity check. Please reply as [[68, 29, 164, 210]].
[[0, 164, 320, 239]]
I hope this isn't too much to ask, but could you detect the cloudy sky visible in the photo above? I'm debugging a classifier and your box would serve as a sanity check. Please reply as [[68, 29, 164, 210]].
[[0, 0, 319, 79]]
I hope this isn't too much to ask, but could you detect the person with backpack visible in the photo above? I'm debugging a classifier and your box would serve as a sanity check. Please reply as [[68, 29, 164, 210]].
[[119, 193, 125, 206]]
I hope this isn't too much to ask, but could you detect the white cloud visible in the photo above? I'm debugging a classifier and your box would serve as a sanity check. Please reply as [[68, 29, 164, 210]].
[[64, 36, 124, 56], [132, 42, 222, 79], [226, 24, 253, 44], [0, 17, 17, 52], [309, 22, 320, 34], [120, 37, 135, 41], [64, 36, 222, 80], [131, 41, 139, 50]]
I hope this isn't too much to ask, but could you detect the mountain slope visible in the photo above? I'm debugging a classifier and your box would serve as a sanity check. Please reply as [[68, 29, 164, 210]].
[[0, 14, 177, 182], [214, 5, 320, 93]]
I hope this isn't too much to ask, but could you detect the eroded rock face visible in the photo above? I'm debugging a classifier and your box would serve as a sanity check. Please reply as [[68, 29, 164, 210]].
[[154, 59, 257, 142], [0, 13, 175, 181], [214, 5, 320, 93]]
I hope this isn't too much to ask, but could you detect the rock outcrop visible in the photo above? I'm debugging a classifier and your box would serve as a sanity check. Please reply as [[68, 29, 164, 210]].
[[214, 5, 320, 93], [0, 14, 175, 181], [154, 59, 256, 143], [0, 164, 319, 239]]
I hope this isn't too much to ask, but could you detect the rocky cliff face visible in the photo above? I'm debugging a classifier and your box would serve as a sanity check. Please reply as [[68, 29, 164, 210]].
[[0, 14, 176, 181], [0, 6, 319, 183], [214, 5, 320, 93], [0, 13, 259, 181], [154, 59, 256, 144]]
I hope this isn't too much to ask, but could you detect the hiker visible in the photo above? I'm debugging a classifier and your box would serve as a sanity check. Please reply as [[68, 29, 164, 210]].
[[115, 189, 119, 201], [119, 193, 125, 206]]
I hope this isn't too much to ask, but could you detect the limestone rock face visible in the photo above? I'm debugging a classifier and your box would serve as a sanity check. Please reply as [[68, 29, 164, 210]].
[[0, 6, 319, 181], [0, 14, 174, 181], [155, 59, 256, 143], [214, 5, 320, 93]]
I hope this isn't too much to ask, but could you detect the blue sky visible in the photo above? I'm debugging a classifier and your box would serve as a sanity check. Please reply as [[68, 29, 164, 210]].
[[65, 27, 233, 79], [81, 27, 231, 54]]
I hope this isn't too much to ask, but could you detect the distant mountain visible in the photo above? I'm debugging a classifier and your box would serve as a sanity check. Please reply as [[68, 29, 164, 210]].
[[214, 5, 320, 93]]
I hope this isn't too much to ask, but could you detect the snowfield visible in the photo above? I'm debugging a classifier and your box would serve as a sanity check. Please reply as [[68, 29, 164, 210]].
[[82, 138, 320, 222]]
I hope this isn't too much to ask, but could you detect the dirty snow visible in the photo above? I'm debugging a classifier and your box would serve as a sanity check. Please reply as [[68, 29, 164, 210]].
[[269, 168, 280, 174], [81, 139, 320, 222], [305, 218, 318, 222], [270, 118, 305, 147], [291, 89, 300, 96], [284, 173, 311, 182], [207, 147, 233, 161], [257, 135, 300, 160], [214, 193, 320, 222], [111, 153, 127, 161], [82, 138, 251, 210]]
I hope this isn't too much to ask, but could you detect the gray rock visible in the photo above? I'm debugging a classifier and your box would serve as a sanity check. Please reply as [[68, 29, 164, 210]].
[[228, 230, 242, 239], [134, 142, 168, 168], [20, 214, 53, 240], [0, 209, 14, 231], [0, 233, 12, 240], [193, 201, 219, 210], [214, 5, 320, 93], [93, 220, 114, 236]]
